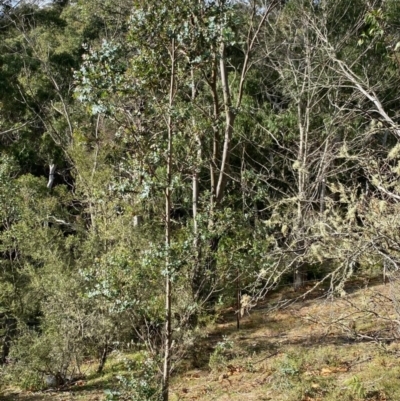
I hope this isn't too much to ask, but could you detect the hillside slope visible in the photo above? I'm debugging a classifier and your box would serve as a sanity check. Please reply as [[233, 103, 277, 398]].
[[2, 279, 400, 401]]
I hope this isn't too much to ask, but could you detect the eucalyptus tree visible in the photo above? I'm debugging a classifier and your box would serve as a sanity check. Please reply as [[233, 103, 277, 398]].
[[74, 1, 283, 398]]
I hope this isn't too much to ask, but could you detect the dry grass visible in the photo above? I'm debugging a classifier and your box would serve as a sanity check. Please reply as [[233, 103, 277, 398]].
[[170, 279, 400, 401], [2, 278, 400, 401]]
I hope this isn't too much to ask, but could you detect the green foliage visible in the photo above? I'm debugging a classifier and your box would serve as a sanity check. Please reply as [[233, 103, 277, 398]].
[[345, 375, 366, 399], [272, 353, 304, 392], [209, 336, 235, 371], [361, 8, 385, 41], [105, 355, 162, 401], [74, 40, 128, 115], [278, 354, 302, 377]]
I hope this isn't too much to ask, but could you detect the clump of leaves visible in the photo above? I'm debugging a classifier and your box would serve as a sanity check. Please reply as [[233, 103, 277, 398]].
[[345, 375, 366, 399], [208, 336, 235, 371], [7, 327, 78, 391], [105, 354, 161, 401], [272, 352, 304, 391]]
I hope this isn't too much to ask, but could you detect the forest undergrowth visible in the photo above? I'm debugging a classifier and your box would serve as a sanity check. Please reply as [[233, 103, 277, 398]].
[[2, 276, 399, 401]]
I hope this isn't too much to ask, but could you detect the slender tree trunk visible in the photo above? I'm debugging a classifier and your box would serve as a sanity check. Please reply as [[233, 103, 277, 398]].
[[193, 51, 220, 302], [294, 101, 308, 290], [382, 130, 389, 147], [216, 41, 235, 203], [97, 340, 109, 374], [191, 67, 202, 301], [320, 178, 326, 214], [162, 37, 175, 401], [192, 1, 277, 301], [200, 40, 234, 304], [318, 139, 330, 216], [293, 35, 312, 290], [236, 268, 240, 330]]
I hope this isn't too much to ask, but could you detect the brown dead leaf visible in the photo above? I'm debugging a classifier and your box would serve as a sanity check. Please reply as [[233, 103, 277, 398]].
[[320, 367, 333, 376], [319, 365, 348, 376], [334, 366, 349, 373]]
